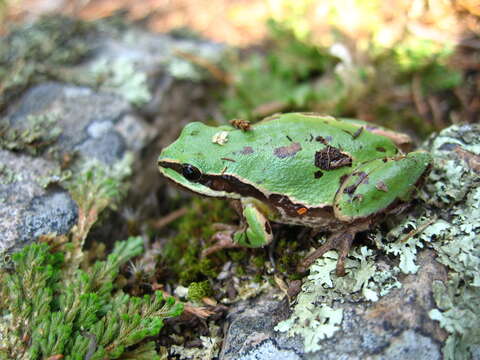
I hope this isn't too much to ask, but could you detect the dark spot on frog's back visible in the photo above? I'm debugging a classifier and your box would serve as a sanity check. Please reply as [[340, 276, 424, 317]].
[[315, 145, 352, 170], [274, 142, 302, 159], [376, 146, 386, 152], [314, 170, 324, 179], [240, 146, 254, 155]]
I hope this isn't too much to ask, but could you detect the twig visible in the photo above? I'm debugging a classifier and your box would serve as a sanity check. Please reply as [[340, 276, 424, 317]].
[[150, 207, 188, 230], [173, 49, 232, 84], [400, 216, 438, 243]]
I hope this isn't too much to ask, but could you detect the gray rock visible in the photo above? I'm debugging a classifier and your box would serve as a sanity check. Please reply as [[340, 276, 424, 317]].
[[0, 23, 226, 254], [0, 150, 77, 252], [219, 295, 304, 360], [6, 82, 135, 164], [0, 82, 152, 252], [221, 252, 445, 360], [20, 191, 78, 243]]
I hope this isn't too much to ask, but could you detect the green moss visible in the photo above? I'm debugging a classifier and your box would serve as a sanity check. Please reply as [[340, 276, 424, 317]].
[[221, 19, 339, 121], [251, 255, 266, 268], [187, 281, 213, 302], [159, 197, 235, 284]]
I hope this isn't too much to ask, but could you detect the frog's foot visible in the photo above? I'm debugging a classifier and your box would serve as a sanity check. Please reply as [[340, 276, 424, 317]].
[[297, 222, 370, 276], [201, 231, 242, 257], [297, 231, 354, 276]]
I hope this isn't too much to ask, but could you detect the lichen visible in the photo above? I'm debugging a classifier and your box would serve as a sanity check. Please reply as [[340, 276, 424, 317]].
[[169, 322, 222, 360], [391, 124, 480, 360], [275, 291, 343, 353], [0, 114, 62, 156], [87, 58, 151, 106], [0, 164, 18, 185], [275, 246, 400, 352], [0, 16, 93, 112]]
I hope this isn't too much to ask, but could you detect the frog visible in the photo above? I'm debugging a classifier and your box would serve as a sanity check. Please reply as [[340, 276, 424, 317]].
[[157, 112, 431, 276]]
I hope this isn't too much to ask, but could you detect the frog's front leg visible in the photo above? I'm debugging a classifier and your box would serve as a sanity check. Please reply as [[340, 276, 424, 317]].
[[202, 199, 273, 257], [233, 199, 273, 247]]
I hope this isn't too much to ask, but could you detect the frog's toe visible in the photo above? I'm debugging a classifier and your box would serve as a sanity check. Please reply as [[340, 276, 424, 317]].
[[298, 229, 358, 276], [202, 231, 242, 257]]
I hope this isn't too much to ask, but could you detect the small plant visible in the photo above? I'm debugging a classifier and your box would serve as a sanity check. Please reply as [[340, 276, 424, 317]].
[[0, 238, 183, 359], [0, 151, 182, 359]]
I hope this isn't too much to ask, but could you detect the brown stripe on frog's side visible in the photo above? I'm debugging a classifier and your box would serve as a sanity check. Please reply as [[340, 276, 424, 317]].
[[274, 142, 302, 159], [159, 160, 335, 220], [200, 174, 336, 221]]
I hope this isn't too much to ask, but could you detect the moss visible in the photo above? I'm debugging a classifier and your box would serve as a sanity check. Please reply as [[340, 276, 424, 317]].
[[229, 250, 247, 262], [251, 255, 266, 268], [187, 281, 213, 302], [159, 197, 235, 285]]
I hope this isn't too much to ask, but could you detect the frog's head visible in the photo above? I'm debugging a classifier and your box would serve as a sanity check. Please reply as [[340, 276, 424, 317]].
[[158, 122, 241, 198]]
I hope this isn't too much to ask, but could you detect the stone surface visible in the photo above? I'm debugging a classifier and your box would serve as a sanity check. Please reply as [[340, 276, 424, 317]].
[[0, 82, 146, 252], [0, 23, 226, 253], [0, 149, 77, 252], [220, 251, 446, 360]]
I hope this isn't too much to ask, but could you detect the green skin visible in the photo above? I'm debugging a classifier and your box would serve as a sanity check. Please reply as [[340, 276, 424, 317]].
[[158, 113, 431, 275]]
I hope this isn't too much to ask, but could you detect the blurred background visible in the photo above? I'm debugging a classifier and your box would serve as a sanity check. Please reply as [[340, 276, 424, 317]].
[[1, 0, 479, 136]]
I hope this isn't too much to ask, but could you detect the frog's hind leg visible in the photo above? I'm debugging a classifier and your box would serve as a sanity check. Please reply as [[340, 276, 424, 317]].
[[298, 222, 370, 276]]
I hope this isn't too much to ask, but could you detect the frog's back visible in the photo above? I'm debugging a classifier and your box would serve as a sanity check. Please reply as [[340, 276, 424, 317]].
[[236, 113, 399, 206], [165, 113, 398, 208]]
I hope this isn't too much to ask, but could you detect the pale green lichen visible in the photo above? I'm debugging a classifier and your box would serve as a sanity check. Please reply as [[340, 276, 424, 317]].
[[0, 164, 18, 185], [276, 125, 480, 355], [275, 247, 400, 352], [0, 114, 61, 156], [419, 124, 480, 360], [275, 294, 342, 353], [169, 322, 222, 360], [87, 58, 151, 106]]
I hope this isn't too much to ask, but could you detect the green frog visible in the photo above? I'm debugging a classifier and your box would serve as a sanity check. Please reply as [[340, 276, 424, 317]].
[[158, 113, 431, 275]]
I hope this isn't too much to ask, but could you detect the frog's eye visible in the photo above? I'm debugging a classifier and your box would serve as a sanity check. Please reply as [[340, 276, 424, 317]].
[[182, 164, 202, 182]]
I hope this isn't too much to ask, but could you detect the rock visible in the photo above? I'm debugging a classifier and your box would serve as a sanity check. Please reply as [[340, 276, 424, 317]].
[[0, 82, 148, 252], [219, 295, 303, 360], [220, 123, 480, 360], [0, 20, 227, 253], [0, 150, 77, 252]]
